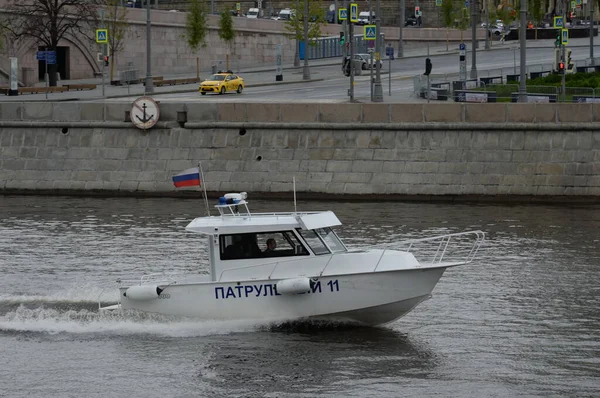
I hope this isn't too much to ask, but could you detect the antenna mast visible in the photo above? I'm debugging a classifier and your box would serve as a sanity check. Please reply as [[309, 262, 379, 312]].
[[199, 162, 210, 216]]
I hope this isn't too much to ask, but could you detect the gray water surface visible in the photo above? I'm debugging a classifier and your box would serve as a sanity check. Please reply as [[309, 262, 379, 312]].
[[1, 195, 599, 397]]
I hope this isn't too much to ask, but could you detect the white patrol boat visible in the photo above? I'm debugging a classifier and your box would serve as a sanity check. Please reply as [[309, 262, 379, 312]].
[[99, 193, 485, 326]]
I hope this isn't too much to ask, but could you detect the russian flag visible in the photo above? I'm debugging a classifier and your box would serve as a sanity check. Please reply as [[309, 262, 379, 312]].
[[172, 167, 201, 188]]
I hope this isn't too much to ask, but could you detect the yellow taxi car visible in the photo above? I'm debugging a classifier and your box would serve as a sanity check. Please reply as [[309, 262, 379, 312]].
[[199, 71, 245, 95]]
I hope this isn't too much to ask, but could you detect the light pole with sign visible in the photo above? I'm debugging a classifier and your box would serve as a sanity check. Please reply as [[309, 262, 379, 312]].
[[519, 0, 527, 102], [96, 26, 108, 97], [303, 0, 311, 80], [470, 0, 477, 79], [145, 0, 154, 94], [349, 2, 358, 101], [372, 0, 383, 102], [399, 0, 405, 58]]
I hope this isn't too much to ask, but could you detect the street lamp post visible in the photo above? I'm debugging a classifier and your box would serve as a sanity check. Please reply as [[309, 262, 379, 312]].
[[484, 0, 490, 50], [373, 0, 383, 101], [294, 0, 300, 67], [399, 0, 405, 57], [518, 0, 527, 102], [590, 0, 594, 63], [145, 0, 154, 94], [303, 0, 311, 80], [469, 0, 477, 78]]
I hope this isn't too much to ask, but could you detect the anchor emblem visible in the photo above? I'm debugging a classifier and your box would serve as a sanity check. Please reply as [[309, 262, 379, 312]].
[[135, 102, 155, 124], [130, 96, 160, 130]]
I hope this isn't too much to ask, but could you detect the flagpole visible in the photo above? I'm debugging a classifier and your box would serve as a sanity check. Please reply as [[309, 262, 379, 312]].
[[199, 162, 210, 216], [293, 176, 297, 213]]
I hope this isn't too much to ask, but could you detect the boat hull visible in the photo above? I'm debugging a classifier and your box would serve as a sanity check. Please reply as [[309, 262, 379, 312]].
[[118, 267, 447, 326]]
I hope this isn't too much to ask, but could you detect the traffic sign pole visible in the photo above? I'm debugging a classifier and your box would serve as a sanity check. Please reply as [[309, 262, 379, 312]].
[[590, 0, 594, 63], [45, 47, 49, 100], [562, 5, 567, 102], [373, 0, 383, 102], [100, 10, 105, 97], [350, 15, 354, 102]]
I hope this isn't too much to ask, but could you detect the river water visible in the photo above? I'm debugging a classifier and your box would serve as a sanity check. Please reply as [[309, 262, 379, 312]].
[[0, 195, 599, 397]]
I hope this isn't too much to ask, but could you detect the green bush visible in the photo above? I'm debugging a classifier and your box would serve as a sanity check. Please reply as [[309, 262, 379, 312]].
[[527, 72, 600, 88]]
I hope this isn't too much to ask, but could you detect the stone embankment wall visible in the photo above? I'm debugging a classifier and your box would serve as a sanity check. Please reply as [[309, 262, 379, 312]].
[[0, 102, 599, 201]]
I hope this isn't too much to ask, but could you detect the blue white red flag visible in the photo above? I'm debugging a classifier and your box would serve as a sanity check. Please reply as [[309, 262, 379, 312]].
[[172, 167, 201, 188]]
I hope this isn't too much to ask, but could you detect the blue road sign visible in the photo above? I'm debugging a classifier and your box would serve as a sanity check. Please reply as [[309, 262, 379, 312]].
[[464, 0, 469, 7], [561, 28, 569, 45], [459, 43, 466, 51], [553, 16, 564, 28], [364, 25, 376, 40], [46, 51, 57, 65], [350, 3, 358, 23], [36, 50, 57, 64], [339, 8, 347, 20], [96, 29, 108, 43]]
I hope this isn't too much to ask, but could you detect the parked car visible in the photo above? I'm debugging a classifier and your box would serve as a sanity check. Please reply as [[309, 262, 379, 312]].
[[353, 53, 383, 70], [199, 72, 245, 95], [487, 24, 504, 36], [278, 8, 294, 21], [357, 11, 375, 25]]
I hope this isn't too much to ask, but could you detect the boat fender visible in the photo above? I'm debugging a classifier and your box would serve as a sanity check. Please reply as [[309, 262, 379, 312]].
[[123, 285, 164, 300], [276, 277, 315, 295]]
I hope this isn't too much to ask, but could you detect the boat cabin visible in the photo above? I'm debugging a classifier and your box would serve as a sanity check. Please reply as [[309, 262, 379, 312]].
[[185, 193, 348, 281]]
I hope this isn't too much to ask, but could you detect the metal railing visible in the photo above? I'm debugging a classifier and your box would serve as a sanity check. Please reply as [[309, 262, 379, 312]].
[[372, 230, 485, 272], [414, 77, 600, 103]]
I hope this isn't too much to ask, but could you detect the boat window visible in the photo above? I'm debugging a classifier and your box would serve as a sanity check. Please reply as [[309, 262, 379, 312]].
[[297, 229, 331, 255], [315, 227, 347, 253], [220, 231, 309, 260]]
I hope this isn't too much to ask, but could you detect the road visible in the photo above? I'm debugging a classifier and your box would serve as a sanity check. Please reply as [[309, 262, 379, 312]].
[[127, 44, 600, 103], [5, 37, 600, 103]]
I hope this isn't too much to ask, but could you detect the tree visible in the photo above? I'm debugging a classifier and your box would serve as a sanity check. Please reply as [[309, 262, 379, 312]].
[[529, 0, 543, 39], [1, 0, 101, 86], [441, 0, 454, 51], [456, 5, 470, 43], [284, 0, 326, 65], [106, 0, 129, 83], [218, 9, 235, 70], [185, 0, 208, 79]]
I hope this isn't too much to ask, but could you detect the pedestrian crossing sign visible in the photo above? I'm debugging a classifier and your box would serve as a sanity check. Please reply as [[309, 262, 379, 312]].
[[435, 0, 442, 5], [562, 28, 569, 45], [364, 25, 376, 40], [350, 3, 358, 23], [339, 8, 347, 21], [96, 29, 108, 44], [553, 16, 564, 28]]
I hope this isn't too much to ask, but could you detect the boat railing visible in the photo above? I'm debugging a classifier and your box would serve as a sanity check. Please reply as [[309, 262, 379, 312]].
[[216, 210, 322, 218], [371, 230, 485, 272]]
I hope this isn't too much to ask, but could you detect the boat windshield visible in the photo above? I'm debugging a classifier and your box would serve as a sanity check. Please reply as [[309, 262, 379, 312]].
[[219, 231, 309, 260], [297, 229, 330, 255], [315, 227, 346, 253]]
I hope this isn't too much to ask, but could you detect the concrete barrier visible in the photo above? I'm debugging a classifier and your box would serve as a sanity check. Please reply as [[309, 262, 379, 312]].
[[1, 101, 598, 201]]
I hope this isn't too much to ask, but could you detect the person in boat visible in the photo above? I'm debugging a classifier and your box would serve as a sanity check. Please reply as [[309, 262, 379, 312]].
[[263, 238, 277, 255]]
